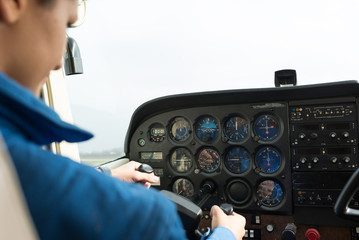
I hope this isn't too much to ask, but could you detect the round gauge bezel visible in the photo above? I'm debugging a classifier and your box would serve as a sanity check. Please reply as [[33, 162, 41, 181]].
[[168, 117, 192, 143], [196, 147, 221, 174], [225, 179, 252, 206], [254, 146, 283, 175], [224, 146, 252, 175], [223, 115, 250, 143], [194, 115, 220, 144], [255, 179, 285, 209], [172, 178, 195, 198], [252, 113, 282, 143], [169, 147, 194, 174]]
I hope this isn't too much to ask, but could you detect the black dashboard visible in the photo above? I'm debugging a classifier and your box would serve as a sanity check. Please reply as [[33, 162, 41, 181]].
[[124, 81, 359, 239]]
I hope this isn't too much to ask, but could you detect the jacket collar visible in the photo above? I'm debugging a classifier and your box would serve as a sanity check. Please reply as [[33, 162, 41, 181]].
[[0, 73, 93, 145]]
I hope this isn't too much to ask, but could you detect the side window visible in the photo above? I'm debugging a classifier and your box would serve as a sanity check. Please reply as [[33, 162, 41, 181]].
[[66, 1, 359, 166]]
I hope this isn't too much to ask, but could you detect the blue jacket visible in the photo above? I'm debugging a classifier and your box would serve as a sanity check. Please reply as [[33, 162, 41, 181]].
[[0, 73, 236, 240]]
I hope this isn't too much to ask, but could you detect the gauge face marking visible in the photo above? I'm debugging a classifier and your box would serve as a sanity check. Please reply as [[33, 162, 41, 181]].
[[256, 180, 283, 207], [198, 148, 221, 173], [224, 116, 249, 142], [170, 117, 191, 142], [225, 147, 251, 174], [172, 178, 194, 198], [255, 147, 281, 174], [195, 116, 219, 143], [253, 114, 280, 141], [170, 148, 193, 173]]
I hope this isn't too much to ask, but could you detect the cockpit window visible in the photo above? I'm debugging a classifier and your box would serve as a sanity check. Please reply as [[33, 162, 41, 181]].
[[66, 1, 359, 166]]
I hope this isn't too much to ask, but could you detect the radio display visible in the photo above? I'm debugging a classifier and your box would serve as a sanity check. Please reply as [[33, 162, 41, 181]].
[[297, 148, 321, 155], [297, 124, 319, 131], [326, 123, 350, 130], [140, 152, 163, 160], [327, 147, 351, 155]]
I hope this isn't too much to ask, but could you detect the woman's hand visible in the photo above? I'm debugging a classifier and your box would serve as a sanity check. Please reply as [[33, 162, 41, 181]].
[[111, 161, 159, 188]]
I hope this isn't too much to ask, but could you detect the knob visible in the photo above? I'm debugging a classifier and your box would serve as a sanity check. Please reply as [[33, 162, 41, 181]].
[[312, 157, 319, 163], [219, 203, 233, 215], [342, 131, 350, 138], [298, 195, 306, 204], [299, 133, 306, 139], [331, 157, 338, 163], [329, 132, 337, 138], [316, 194, 321, 201], [281, 223, 297, 240], [343, 156, 350, 163], [138, 163, 154, 173], [300, 157, 307, 164], [310, 133, 318, 139], [266, 224, 274, 233], [305, 228, 320, 240]]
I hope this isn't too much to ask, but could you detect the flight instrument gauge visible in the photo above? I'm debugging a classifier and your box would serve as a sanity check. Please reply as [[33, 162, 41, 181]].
[[253, 114, 281, 142], [197, 148, 221, 173], [224, 116, 249, 142], [225, 146, 251, 174], [195, 116, 220, 143], [170, 148, 193, 173], [256, 180, 284, 207], [169, 117, 191, 142], [255, 146, 282, 174], [172, 178, 194, 198]]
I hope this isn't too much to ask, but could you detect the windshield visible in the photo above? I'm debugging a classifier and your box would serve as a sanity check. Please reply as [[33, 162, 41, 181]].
[[66, 0, 359, 166]]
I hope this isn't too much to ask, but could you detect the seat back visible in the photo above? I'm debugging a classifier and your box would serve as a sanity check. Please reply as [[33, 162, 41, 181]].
[[0, 134, 38, 239]]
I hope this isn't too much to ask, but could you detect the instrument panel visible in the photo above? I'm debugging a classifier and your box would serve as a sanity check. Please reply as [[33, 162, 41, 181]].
[[131, 103, 292, 215], [125, 81, 359, 239]]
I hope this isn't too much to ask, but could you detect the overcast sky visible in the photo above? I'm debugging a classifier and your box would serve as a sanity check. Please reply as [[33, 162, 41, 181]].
[[66, 0, 359, 155]]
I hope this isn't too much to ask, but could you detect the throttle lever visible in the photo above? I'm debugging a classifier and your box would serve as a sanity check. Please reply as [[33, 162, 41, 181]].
[[197, 203, 234, 240], [220, 203, 234, 215], [138, 163, 153, 173], [136, 163, 154, 185], [194, 181, 215, 208]]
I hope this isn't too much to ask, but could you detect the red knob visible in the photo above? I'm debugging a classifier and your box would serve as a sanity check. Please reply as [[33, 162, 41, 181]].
[[305, 228, 320, 240]]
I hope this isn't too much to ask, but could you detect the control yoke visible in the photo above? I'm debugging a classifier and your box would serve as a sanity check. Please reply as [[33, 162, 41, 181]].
[[138, 163, 234, 239], [161, 190, 203, 240], [334, 167, 359, 221], [161, 190, 233, 240]]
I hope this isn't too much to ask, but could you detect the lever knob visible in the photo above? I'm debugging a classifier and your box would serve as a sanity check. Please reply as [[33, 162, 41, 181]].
[[219, 203, 233, 215], [281, 223, 296, 240], [138, 163, 153, 173]]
